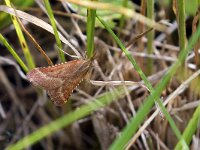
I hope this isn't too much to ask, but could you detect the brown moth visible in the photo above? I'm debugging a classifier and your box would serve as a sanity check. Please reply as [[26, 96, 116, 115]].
[[27, 59, 92, 106]]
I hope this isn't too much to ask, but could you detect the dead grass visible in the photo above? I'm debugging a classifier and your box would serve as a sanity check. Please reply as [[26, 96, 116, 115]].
[[0, 1, 200, 150]]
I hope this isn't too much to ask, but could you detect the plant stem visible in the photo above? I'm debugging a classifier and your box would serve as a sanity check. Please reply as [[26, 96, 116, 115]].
[[44, 0, 65, 62], [175, 101, 200, 149], [118, 0, 128, 36], [5, 0, 35, 69], [146, 0, 154, 75], [177, 0, 186, 53], [96, 15, 189, 150], [86, 0, 97, 58], [0, 34, 28, 72]]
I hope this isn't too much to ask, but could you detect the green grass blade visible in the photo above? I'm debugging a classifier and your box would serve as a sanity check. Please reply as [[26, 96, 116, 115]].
[[96, 15, 192, 149], [118, 0, 128, 36], [86, 0, 97, 58], [177, 0, 186, 53], [107, 21, 200, 150], [4, 0, 35, 69], [146, 0, 155, 75], [7, 86, 127, 150], [62, 0, 165, 31], [175, 103, 200, 149], [43, 0, 65, 62], [0, 33, 28, 73], [0, 0, 34, 31]]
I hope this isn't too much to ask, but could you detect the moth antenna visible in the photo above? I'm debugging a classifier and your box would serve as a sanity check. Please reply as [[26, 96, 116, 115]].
[[56, 46, 81, 59]]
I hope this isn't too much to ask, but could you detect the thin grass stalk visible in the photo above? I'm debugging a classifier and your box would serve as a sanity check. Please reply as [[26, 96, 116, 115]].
[[138, 0, 146, 49], [136, 0, 146, 71], [175, 2, 200, 144], [96, 15, 188, 149], [0, 0, 35, 30], [146, 0, 154, 75], [5, 0, 35, 69], [61, 0, 166, 31], [86, 0, 97, 58], [177, 0, 186, 53], [192, 8, 200, 68], [7, 86, 127, 150], [117, 0, 128, 36], [107, 21, 200, 150], [0, 34, 29, 73], [12, 6, 53, 66], [43, 0, 65, 62], [175, 102, 200, 149]]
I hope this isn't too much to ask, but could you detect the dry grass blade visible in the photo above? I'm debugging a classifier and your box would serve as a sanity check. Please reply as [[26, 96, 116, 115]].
[[0, 56, 27, 80], [11, 5, 53, 66], [1, 1, 200, 149], [125, 69, 200, 149], [90, 80, 144, 86], [126, 27, 153, 48], [0, 5, 81, 58], [0, 102, 6, 119], [62, 0, 167, 32]]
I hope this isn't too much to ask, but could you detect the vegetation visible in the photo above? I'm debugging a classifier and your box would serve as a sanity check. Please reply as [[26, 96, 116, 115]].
[[0, 0, 200, 149]]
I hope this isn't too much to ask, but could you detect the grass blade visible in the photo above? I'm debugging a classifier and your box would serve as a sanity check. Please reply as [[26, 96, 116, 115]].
[[0, 33, 28, 73], [43, 0, 65, 62], [177, 0, 186, 53], [7, 86, 127, 150], [86, 0, 97, 58], [146, 0, 155, 75], [96, 15, 196, 149], [107, 20, 200, 149], [175, 102, 200, 149], [5, 0, 35, 69]]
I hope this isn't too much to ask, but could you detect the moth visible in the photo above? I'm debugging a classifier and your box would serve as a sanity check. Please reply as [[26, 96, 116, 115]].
[[27, 59, 92, 106]]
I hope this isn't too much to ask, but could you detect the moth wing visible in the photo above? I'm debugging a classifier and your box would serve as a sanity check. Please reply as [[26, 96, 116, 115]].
[[27, 59, 92, 106], [38, 60, 91, 78], [47, 87, 67, 106], [27, 68, 63, 90], [47, 72, 88, 106]]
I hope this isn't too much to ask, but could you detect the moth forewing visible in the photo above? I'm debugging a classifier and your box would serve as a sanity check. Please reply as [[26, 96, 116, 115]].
[[27, 59, 93, 106]]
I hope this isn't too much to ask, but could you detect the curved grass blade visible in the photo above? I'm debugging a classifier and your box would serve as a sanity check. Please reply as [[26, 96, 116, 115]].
[[96, 15, 192, 149], [7, 86, 127, 150]]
